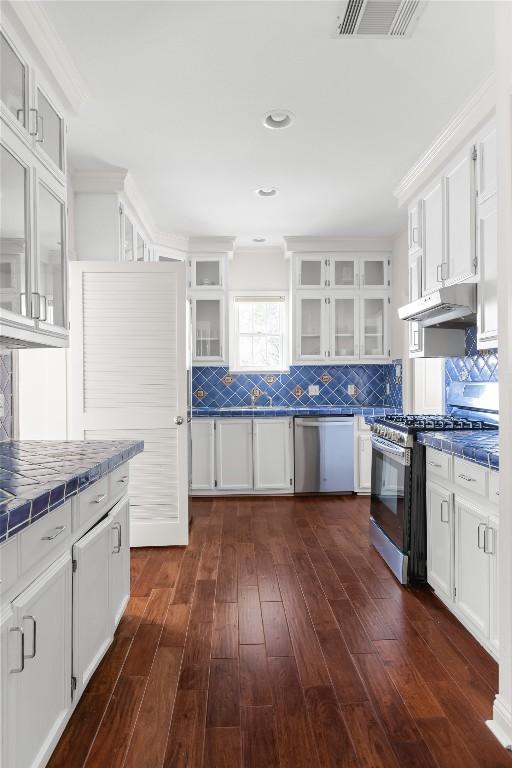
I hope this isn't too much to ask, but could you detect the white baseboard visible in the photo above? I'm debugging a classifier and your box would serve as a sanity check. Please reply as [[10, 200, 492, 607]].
[[487, 695, 512, 750]]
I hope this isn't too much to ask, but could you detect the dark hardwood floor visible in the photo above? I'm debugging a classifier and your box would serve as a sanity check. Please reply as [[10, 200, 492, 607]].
[[48, 494, 512, 768]]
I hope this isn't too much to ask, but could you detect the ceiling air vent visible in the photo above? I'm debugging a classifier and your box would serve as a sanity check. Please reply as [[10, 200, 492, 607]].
[[334, 0, 426, 38]]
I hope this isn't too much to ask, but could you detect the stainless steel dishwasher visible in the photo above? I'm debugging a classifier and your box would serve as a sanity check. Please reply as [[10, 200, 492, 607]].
[[294, 417, 354, 493]]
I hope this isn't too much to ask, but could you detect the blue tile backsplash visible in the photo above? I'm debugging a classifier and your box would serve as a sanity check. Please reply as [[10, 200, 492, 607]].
[[445, 327, 498, 412], [0, 353, 13, 442], [192, 363, 403, 410]]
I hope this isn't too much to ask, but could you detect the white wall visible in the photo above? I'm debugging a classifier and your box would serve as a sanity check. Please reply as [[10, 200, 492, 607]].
[[228, 247, 289, 291]]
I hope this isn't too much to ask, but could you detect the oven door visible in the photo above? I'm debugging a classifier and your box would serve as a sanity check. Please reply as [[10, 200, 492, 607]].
[[370, 434, 410, 553]]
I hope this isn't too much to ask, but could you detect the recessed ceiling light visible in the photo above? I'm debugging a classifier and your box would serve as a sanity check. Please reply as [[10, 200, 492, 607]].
[[263, 110, 294, 130], [253, 237, 266, 243], [255, 187, 279, 198]]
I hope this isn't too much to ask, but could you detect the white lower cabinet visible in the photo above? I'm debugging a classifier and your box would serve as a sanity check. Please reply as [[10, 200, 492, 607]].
[[454, 498, 497, 648], [0, 473, 133, 768], [357, 433, 372, 492], [9, 554, 72, 768], [73, 517, 112, 693], [426, 481, 453, 603], [426, 448, 499, 656], [109, 497, 131, 630], [190, 418, 215, 490], [190, 417, 295, 494], [253, 418, 293, 491]]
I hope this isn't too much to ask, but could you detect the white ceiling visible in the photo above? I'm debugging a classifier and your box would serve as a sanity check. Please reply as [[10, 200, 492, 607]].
[[43, 1, 495, 241]]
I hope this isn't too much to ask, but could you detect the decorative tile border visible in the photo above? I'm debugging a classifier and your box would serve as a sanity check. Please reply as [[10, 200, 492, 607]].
[[0, 440, 144, 543]]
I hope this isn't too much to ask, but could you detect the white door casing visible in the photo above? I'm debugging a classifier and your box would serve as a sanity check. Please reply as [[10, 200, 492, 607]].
[[68, 261, 188, 546]]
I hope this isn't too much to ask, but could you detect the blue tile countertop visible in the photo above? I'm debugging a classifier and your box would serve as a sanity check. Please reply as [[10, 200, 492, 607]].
[[192, 406, 402, 418], [0, 440, 144, 544], [416, 430, 499, 470]]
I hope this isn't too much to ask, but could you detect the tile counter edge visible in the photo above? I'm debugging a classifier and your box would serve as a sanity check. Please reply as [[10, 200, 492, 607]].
[[0, 440, 144, 543], [416, 431, 499, 470], [192, 406, 402, 418]]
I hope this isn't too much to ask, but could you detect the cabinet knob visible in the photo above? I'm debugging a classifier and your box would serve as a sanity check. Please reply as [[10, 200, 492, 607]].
[[174, 416, 184, 426]]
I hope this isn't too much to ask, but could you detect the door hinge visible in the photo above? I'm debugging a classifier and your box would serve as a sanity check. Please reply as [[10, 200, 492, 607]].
[[71, 676, 77, 696], [388, 349, 391, 357], [453, 586, 457, 599], [290, 478, 293, 486], [214, 480, 218, 488], [388, 259, 391, 266], [119, 204, 123, 215], [472, 145, 478, 162], [387, 280, 391, 287], [387, 297, 391, 304], [72, 559, 77, 573], [473, 257, 478, 271]]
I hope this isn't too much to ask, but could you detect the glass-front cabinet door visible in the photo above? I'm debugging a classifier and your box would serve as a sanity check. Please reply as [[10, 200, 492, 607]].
[[331, 255, 358, 289], [360, 256, 389, 289], [35, 87, 64, 172], [136, 232, 145, 261], [191, 256, 224, 289], [122, 212, 134, 261], [35, 176, 66, 332], [331, 296, 358, 360], [193, 296, 224, 361], [296, 255, 325, 289], [0, 138, 31, 321], [360, 294, 388, 359], [296, 293, 327, 360], [0, 31, 27, 131]]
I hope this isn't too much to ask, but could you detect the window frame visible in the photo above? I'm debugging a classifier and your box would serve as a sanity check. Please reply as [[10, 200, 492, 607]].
[[229, 291, 289, 373]]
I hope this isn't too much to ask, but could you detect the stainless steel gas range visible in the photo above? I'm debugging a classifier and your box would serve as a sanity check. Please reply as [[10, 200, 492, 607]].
[[369, 382, 499, 584]]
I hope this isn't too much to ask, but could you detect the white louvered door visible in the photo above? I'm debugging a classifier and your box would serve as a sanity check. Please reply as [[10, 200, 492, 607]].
[[68, 262, 188, 546]]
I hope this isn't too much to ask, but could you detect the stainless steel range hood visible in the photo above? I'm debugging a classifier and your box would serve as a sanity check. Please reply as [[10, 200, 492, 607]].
[[398, 284, 476, 327]]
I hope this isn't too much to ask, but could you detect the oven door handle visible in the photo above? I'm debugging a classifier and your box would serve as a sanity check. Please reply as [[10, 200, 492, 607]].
[[371, 434, 410, 465]]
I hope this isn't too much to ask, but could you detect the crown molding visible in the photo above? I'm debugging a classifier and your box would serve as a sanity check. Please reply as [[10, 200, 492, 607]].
[[394, 73, 496, 207], [188, 236, 236, 257], [284, 236, 393, 255], [4, 0, 89, 115], [71, 170, 128, 194]]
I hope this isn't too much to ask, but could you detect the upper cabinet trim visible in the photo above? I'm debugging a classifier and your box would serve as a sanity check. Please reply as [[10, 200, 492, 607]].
[[394, 74, 496, 208]]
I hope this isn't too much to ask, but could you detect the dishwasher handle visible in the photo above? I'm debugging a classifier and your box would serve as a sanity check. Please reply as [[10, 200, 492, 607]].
[[295, 418, 354, 427]]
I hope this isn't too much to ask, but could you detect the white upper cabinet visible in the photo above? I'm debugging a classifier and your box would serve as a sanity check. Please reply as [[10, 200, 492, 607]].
[[0, 26, 69, 349], [331, 295, 358, 360], [359, 256, 389, 289], [476, 122, 498, 350], [295, 254, 326, 289], [408, 199, 423, 255], [421, 178, 445, 295], [444, 147, 475, 286], [360, 294, 388, 359], [296, 293, 329, 361], [190, 254, 225, 290], [331, 254, 358, 289], [192, 294, 225, 362]]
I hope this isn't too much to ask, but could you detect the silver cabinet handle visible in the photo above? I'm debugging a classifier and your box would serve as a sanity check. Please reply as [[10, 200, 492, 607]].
[[458, 474, 476, 483], [40, 295, 47, 322], [484, 526, 495, 555], [29, 108, 38, 137], [36, 114, 44, 143], [111, 522, 122, 554], [436, 264, 443, 282], [477, 522, 486, 549], [41, 525, 66, 541], [440, 500, 449, 523], [10, 627, 25, 673], [427, 460, 442, 468], [22, 615, 36, 659], [174, 416, 184, 425], [92, 493, 107, 504], [30, 292, 42, 319], [412, 226, 419, 244], [118, 475, 129, 484]]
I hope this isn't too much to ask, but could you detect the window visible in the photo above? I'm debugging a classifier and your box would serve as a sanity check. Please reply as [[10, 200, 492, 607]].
[[231, 295, 287, 371]]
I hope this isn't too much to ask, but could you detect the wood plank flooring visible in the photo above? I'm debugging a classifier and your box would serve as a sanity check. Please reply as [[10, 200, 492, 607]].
[[48, 495, 512, 768]]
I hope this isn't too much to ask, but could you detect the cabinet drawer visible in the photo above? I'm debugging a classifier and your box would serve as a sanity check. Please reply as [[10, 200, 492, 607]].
[[110, 464, 130, 503], [0, 536, 18, 595], [426, 448, 451, 481], [20, 501, 71, 573], [76, 476, 110, 529], [454, 457, 488, 497], [489, 470, 500, 505]]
